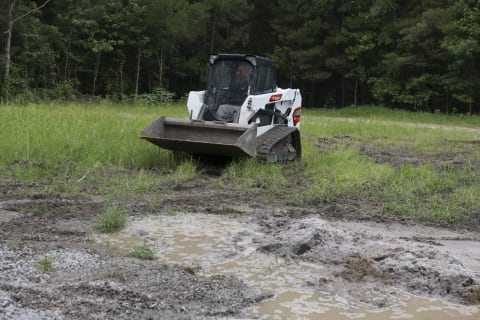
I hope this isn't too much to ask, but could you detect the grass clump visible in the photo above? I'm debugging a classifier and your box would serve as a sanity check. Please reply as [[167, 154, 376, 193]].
[[36, 257, 55, 273], [128, 243, 156, 260], [222, 158, 288, 190], [165, 158, 199, 183], [94, 205, 127, 233], [102, 270, 129, 282]]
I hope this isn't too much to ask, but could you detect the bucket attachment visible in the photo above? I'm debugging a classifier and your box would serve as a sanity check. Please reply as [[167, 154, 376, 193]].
[[141, 117, 257, 158]]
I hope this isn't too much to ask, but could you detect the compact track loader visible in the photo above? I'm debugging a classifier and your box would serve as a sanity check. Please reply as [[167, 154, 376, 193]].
[[141, 54, 302, 162]]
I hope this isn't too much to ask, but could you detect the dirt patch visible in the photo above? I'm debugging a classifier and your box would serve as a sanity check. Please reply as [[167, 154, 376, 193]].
[[317, 135, 480, 170], [0, 245, 264, 319], [1, 164, 480, 318], [0, 197, 101, 250], [0, 195, 267, 319]]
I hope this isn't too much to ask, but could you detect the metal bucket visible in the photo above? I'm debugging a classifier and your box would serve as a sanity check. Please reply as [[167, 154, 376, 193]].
[[141, 117, 257, 158]]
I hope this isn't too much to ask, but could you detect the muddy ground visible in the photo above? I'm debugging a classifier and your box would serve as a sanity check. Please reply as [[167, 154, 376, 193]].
[[1, 140, 480, 319]]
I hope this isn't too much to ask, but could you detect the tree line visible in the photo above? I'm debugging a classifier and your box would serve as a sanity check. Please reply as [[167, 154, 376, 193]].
[[1, 0, 479, 113]]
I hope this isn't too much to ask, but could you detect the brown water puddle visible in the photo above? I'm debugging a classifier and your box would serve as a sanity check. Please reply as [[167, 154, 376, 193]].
[[95, 213, 480, 319]]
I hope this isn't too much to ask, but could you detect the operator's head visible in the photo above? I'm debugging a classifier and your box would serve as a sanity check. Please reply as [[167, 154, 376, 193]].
[[236, 65, 252, 88]]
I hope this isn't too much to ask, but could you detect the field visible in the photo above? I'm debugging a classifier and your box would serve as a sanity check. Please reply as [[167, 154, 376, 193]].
[[1, 103, 480, 319]]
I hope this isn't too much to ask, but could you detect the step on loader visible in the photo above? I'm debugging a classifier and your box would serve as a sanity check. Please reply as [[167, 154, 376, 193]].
[[141, 54, 302, 162]]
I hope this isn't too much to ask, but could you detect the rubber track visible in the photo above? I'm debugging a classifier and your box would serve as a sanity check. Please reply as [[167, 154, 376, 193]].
[[256, 125, 297, 158]]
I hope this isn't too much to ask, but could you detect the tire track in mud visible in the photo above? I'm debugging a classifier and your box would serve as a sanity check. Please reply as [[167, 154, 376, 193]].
[[1, 178, 480, 319], [256, 212, 480, 306]]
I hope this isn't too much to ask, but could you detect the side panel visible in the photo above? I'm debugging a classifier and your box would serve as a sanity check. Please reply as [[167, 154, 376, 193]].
[[238, 88, 302, 128], [187, 91, 205, 120]]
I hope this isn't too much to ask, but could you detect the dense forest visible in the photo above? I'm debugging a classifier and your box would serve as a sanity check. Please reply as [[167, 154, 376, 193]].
[[1, 0, 479, 113]]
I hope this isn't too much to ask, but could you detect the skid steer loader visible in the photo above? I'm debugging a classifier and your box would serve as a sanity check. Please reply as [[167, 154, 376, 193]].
[[141, 54, 302, 162]]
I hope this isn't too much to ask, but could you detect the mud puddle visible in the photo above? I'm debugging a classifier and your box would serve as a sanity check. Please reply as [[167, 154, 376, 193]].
[[95, 212, 480, 319]]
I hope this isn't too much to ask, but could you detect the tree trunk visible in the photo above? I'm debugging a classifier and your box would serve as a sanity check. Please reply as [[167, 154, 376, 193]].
[[3, 0, 52, 84], [289, 52, 294, 88], [4, 0, 16, 83], [354, 77, 358, 107], [446, 91, 449, 114], [134, 47, 141, 102], [92, 54, 101, 96], [157, 51, 164, 88], [469, 59, 474, 115], [64, 34, 71, 80], [119, 62, 124, 100], [209, 8, 218, 53], [310, 80, 315, 107]]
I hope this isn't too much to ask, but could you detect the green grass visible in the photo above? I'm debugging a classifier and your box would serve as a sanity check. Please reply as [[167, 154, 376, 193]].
[[1, 102, 479, 224], [301, 146, 393, 201], [94, 204, 127, 233], [299, 109, 480, 222], [0, 102, 186, 169], [220, 158, 288, 190], [128, 243, 156, 260], [36, 257, 55, 273], [0, 102, 195, 197], [309, 105, 480, 127]]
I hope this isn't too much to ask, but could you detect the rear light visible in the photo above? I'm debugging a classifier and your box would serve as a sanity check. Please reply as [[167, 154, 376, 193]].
[[293, 106, 301, 126]]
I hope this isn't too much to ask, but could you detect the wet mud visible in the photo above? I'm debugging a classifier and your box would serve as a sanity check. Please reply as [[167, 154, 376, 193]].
[[1, 135, 480, 319], [1, 193, 479, 319]]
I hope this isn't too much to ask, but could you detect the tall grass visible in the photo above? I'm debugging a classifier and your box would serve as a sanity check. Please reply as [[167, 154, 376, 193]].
[[0, 102, 187, 168], [1, 103, 479, 223], [0, 102, 194, 196], [299, 108, 480, 222]]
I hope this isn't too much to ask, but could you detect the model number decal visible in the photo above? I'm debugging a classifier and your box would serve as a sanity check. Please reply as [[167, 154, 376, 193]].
[[269, 94, 283, 102]]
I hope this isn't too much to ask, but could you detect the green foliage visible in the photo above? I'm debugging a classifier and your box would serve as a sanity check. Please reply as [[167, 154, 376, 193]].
[[302, 146, 392, 201], [299, 106, 480, 223], [36, 257, 55, 273], [222, 158, 288, 190], [94, 205, 127, 233], [1, 0, 480, 112], [136, 87, 175, 105], [129, 243, 156, 260], [1, 103, 479, 225], [165, 159, 199, 183]]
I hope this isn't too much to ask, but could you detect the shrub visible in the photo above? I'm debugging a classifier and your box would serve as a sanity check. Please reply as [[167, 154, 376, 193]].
[[136, 87, 175, 105]]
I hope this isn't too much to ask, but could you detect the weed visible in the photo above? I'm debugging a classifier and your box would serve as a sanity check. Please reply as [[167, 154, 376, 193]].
[[102, 270, 129, 282], [36, 257, 55, 273], [381, 203, 410, 216], [128, 243, 156, 260], [222, 158, 287, 190], [94, 205, 127, 233], [164, 158, 199, 183], [10, 241, 24, 251], [210, 274, 227, 280]]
